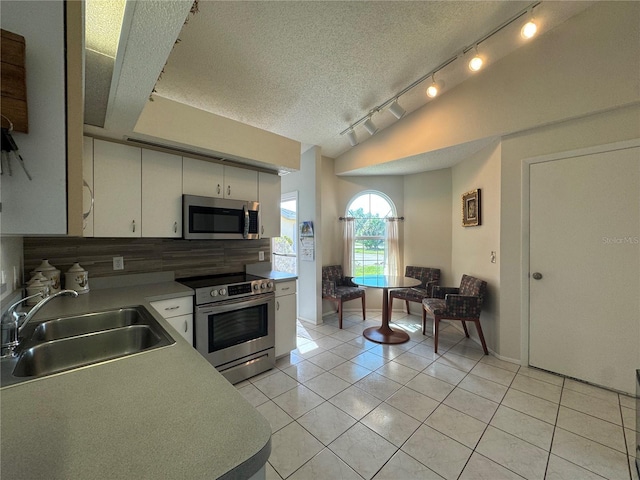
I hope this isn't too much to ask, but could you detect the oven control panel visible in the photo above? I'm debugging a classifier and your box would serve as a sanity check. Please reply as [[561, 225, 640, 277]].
[[199, 279, 274, 304]]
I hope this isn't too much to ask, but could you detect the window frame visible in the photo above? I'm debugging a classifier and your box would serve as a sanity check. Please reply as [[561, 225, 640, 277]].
[[345, 190, 397, 277]]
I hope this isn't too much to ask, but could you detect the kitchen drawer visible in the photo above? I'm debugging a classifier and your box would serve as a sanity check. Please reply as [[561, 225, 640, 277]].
[[275, 281, 296, 297], [150, 296, 193, 319]]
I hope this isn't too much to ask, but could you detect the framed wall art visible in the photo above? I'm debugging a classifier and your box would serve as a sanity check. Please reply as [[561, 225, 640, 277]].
[[462, 189, 481, 227]]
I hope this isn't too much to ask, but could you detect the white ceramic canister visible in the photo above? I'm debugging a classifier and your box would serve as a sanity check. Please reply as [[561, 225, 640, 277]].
[[34, 259, 61, 294], [65, 263, 89, 294], [26, 273, 50, 305]]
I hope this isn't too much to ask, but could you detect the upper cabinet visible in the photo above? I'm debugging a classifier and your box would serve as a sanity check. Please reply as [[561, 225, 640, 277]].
[[0, 1, 83, 235], [142, 149, 182, 238], [182, 157, 224, 198], [93, 140, 142, 238], [223, 166, 257, 201], [258, 172, 281, 238], [85, 138, 281, 238], [182, 159, 257, 201]]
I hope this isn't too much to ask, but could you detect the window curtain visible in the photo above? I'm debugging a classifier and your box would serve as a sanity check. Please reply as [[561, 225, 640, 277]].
[[342, 217, 355, 276], [386, 218, 400, 277]]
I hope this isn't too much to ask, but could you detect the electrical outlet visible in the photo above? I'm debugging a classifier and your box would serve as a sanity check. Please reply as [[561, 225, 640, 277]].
[[113, 256, 125, 271], [258, 251, 265, 261]]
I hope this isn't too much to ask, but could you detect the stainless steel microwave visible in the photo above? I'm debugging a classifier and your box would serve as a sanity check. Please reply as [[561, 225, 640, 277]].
[[183, 195, 260, 240]]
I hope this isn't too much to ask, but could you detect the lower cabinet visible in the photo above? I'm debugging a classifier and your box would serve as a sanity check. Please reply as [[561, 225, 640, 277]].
[[150, 296, 194, 346], [274, 280, 297, 358]]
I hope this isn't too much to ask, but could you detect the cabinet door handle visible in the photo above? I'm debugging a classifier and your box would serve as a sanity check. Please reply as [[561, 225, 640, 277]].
[[227, 185, 231, 196], [164, 306, 180, 311], [184, 320, 188, 332], [132, 220, 136, 232], [174, 221, 178, 233], [276, 301, 280, 311], [217, 184, 221, 195], [261, 225, 264, 235]]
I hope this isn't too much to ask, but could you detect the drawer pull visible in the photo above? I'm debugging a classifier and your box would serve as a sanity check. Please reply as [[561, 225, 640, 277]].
[[281, 287, 290, 291], [164, 306, 180, 311]]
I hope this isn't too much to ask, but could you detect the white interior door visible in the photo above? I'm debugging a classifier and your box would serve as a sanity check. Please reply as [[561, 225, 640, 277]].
[[529, 145, 639, 394]]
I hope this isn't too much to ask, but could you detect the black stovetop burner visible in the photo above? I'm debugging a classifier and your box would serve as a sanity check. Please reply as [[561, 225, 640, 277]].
[[177, 272, 262, 289]]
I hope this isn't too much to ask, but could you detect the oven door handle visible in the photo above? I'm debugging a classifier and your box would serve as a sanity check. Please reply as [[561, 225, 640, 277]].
[[196, 293, 275, 316]]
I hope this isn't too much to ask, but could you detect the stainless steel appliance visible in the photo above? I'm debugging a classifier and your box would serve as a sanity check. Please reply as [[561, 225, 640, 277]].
[[183, 195, 260, 240], [178, 273, 275, 384]]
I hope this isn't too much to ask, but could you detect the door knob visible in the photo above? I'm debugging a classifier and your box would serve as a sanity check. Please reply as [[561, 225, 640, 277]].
[[532, 272, 543, 280]]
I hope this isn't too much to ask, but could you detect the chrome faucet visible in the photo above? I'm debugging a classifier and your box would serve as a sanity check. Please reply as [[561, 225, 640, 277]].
[[1, 289, 79, 357]]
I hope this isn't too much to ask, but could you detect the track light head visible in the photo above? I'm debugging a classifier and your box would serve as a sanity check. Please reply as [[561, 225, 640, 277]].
[[426, 76, 444, 98], [363, 118, 378, 136], [346, 129, 358, 146], [468, 53, 483, 72], [388, 100, 406, 119], [521, 20, 537, 39]]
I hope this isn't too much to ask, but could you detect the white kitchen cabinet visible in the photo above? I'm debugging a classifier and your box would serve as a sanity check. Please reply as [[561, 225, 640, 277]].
[[93, 140, 141, 237], [223, 166, 258, 201], [182, 157, 224, 198], [274, 280, 297, 358], [82, 136, 94, 237], [0, 2, 83, 235], [150, 296, 194, 346], [142, 149, 182, 237], [258, 172, 281, 238]]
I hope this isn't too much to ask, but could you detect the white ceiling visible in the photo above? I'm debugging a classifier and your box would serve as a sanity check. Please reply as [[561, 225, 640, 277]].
[[86, 1, 592, 175]]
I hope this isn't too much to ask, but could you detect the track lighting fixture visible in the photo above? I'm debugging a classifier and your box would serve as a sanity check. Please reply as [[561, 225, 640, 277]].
[[339, 1, 541, 147], [426, 74, 444, 98], [363, 117, 378, 136], [468, 46, 484, 72], [346, 129, 358, 146], [388, 100, 406, 120], [521, 10, 538, 39]]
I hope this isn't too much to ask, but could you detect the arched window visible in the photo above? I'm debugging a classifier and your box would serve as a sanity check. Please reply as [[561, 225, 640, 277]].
[[345, 191, 397, 277]]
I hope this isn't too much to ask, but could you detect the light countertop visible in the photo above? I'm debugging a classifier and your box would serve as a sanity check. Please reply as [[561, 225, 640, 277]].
[[0, 281, 271, 479]]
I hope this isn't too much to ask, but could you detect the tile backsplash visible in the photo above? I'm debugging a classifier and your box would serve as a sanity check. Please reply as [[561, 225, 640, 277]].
[[23, 237, 271, 281]]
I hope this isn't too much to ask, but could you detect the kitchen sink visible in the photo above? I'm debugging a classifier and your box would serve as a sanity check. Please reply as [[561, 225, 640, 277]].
[[1, 306, 175, 387], [32, 307, 150, 341], [14, 326, 164, 377]]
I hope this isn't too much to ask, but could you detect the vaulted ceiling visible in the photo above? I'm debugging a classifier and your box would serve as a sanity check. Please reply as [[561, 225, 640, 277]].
[[85, 1, 592, 174]]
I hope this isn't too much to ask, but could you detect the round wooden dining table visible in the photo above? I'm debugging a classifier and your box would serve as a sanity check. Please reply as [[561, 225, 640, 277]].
[[352, 275, 421, 344]]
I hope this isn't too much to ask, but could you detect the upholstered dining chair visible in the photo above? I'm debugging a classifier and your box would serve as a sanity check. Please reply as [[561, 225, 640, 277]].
[[422, 274, 488, 354], [321, 265, 365, 329], [389, 266, 441, 315]]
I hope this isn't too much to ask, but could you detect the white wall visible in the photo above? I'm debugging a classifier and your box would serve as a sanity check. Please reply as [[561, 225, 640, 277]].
[[335, 2, 640, 174], [451, 141, 501, 354], [134, 96, 301, 172], [403, 168, 453, 287], [0, 1, 68, 234], [281, 147, 323, 324]]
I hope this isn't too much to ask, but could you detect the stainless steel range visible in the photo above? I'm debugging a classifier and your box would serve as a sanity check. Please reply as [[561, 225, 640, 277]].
[[178, 273, 275, 384]]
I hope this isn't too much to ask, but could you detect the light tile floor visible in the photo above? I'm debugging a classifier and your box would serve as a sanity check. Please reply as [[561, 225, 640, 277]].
[[236, 310, 638, 480]]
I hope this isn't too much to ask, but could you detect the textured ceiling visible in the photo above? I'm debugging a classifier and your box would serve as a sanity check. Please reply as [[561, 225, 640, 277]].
[[86, 1, 592, 175], [154, 0, 590, 167]]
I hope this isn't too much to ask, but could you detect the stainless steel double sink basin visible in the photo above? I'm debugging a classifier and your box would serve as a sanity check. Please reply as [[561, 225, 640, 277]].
[[1, 306, 175, 387]]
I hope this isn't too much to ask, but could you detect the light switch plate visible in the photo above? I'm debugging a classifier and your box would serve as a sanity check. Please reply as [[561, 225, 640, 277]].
[[258, 251, 265, 261]]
